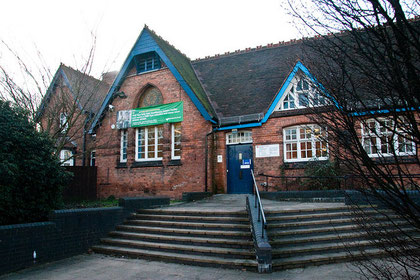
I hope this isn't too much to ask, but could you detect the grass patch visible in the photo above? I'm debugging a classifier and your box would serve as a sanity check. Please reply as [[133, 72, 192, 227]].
[[170, 199, 183, 204], [60, 196, 119, 209]]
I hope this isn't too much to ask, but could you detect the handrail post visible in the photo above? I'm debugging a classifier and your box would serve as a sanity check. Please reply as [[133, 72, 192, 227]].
[[251, 170, 267, 239]]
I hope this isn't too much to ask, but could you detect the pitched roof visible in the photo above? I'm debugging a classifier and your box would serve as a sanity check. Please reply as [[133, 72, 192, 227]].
[[192, 42, 304, 119], [60, 65, 110, 114], [36, 64, 110, 121], [146, 27, 216, 118]]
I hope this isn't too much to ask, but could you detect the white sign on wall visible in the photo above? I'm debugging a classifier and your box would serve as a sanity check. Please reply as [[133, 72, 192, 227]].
[[217, 155, 223, 163], [255, 144, 280, 158]]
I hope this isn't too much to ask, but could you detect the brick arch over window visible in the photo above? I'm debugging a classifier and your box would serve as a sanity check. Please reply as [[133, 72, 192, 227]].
[[135, 85, 163, 108]]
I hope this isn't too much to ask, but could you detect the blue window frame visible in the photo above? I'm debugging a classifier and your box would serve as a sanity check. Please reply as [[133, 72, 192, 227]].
[[134, 52, 161, 74]]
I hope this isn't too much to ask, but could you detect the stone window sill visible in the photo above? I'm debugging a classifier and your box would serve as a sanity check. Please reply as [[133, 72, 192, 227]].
[[116, 162, 127, 168], [167, 159, 182, 166], [131, 161, 164, 168]]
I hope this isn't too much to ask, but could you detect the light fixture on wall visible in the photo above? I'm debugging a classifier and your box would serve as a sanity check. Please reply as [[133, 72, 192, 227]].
[[114, 91, 127, 99]]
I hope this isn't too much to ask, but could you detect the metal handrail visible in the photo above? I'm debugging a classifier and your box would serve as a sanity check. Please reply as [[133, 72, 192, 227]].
[[251, 169, 267, 238]]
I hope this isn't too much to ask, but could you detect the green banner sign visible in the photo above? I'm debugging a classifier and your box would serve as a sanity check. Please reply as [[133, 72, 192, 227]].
[[130, 101, 183, 127]]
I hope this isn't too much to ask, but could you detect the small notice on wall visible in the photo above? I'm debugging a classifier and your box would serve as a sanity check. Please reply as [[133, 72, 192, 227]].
[[255, 144, 280, 158], [217, 155, 223, 163]]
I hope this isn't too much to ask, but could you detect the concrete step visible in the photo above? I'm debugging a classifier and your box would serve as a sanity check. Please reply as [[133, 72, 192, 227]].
[[131, 213, 249, 224], [100, 238, 255, 259], [116, 225, 252, 239], [269, 222, 413, 238], [92, 245, 258, 270], [265, 205, 373, 217], [272, 239, 376, 258], [266, 209, 394, 222], [124, 219, 250, 231], [108, 231, 253, 249], [267, 215, 403, 230], [270, 228, 420, 247], [272, 248, 387, 270], [138, 209, 247, 217], [272, 237, 420, 258]]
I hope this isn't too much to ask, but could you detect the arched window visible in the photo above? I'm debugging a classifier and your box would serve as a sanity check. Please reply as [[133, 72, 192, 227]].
[[138, 87, 163, 108]]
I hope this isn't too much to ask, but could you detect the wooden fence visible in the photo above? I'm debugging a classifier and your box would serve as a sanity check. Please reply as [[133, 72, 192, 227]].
[[63, 166, 97, 200]]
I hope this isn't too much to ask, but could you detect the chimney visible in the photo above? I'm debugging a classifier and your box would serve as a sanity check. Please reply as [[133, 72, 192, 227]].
[[101, 71, 118, 85]]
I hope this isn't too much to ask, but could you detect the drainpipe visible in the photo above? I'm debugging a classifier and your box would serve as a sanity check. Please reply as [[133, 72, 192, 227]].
[[82, 113, 93, 166], [204, 130, 214, 192]]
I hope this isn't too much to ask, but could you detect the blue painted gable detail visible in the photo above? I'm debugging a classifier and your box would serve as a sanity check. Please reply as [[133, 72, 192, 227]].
[[216, 61, 321, 131], [89, 29, 214, 133]]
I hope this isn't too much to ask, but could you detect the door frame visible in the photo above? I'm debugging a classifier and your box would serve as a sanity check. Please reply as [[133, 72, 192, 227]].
[[226, 142, 254, 194]]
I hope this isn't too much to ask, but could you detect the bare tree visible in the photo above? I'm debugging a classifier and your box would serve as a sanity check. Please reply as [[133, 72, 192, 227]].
[[283, 0, 420, 278], [0, 36, 112, 165]]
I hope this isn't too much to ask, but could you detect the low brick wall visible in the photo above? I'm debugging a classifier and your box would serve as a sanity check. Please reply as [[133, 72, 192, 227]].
[[0, 197, 169, 275], [260, 190, 345, 201], [345, 190, 420, 206]]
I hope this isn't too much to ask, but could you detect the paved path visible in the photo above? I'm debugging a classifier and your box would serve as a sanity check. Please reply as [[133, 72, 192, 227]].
[[1, 254, 361, 280], [167, 194, 346, 212], [1, 195, 356, 279]]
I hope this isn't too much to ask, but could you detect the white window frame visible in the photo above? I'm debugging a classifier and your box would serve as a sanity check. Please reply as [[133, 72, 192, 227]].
[[135, 126, 163, 161], [276, 75, 327, 111], [90, 150, 96, 166], [226, 131, 253, 145], [60, 112, 68, 132], [283, 125, 329, 162], [171, 123, 182, 160], [361, 118, 416, 157], [60, 149, 74, 166], [120, 130, 128, 163]]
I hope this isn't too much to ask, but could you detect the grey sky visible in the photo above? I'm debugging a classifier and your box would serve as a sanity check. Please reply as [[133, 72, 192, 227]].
[[0, 0, 301, 79]]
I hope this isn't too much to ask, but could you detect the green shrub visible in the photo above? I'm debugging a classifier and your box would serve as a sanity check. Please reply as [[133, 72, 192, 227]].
[[0, 101, 70, 225], [303, 159, 342, 190]]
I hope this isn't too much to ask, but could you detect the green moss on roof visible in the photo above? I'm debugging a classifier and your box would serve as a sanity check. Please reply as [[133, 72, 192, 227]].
[[146, 27, 216, 118]]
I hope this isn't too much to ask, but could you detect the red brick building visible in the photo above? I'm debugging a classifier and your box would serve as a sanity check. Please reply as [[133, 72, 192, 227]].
[[88, 26, 419, 199], [36, 64, 111, 166]]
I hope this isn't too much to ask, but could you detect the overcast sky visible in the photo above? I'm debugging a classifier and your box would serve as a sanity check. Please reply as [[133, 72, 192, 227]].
[[0, 0, 302, 80]]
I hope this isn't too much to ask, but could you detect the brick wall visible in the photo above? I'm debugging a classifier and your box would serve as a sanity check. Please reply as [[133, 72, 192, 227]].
[[95, 68, 212, 199], [0, 197, 169, 275], [211, 112, 419, 193], [38, 83, 95, 166]]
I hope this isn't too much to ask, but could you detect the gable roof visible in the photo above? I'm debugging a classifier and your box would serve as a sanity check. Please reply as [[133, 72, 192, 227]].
[[147, 29, 216, 118], [89, 26, 217, 133], [192, 43, 304, 120], [35, 64, 110, 121]]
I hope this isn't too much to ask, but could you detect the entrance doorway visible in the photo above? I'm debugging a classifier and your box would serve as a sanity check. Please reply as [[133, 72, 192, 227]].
[[227, 144, 254, 194]]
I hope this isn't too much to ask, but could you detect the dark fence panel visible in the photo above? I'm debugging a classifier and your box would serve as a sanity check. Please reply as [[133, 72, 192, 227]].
[[63, 166, 97, 200]]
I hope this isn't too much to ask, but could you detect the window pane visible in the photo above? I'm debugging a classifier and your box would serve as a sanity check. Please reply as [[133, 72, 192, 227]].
[[157, 125, 163, 158], [148, 127, 155, 158], [299, 92, 309, 107], [121, 130, 128, 161], [138, 128, 145, 159], [173, 123, 182, 158], [300, 141, 312, 158], [398, 135, 413, 153], [381, 135, 392, 154], [285, 129, 297, 141]]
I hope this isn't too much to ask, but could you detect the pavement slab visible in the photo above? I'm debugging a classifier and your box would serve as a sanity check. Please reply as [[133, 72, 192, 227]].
[[0, 253, 362, 280]]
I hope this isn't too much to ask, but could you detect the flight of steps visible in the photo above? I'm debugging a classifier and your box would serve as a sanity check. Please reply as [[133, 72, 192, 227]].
[[266, 206, 418, 270], [92, 208, 257, 271]]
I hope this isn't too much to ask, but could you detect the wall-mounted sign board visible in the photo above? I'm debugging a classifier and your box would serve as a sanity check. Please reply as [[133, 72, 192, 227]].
[[116, 101, 183, 129], [255, 144, 280, 158]]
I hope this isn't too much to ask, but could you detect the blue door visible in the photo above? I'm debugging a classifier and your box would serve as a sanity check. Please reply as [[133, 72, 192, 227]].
[[227, 144, 254, 194]]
